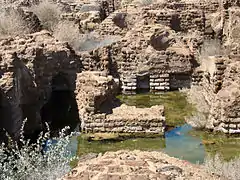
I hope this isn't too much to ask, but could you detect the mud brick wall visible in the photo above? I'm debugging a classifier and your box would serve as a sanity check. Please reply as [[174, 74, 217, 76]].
[[147, 9, 205, 32], [150, 74, 170, 91], [75, 71, 165, 134], [0, 31, 82, 140], [169, 74, 191, 90], [84, 104, 165, 134], [192, 69, 204, 86], [78, 48, 110, 73], [179, 10, 205, 32], [121, 76, 137, 92]]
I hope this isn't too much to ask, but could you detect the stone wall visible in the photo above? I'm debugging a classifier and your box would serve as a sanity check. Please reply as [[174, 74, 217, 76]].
[[146, 9, 204, 33], [62, 150, 221, 180], [106, 23, 197, 93], [85, 104, 165, 134], [59, 0, 121, 33], [193, 55, 240, 133], [0, 31, 82, 140], [75, 71, 165, 134]]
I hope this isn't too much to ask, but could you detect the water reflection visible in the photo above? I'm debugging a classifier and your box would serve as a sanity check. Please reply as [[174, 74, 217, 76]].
[[164, 124, 205, 164]]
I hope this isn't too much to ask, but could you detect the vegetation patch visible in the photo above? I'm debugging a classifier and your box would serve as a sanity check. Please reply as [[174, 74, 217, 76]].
[[190, 130, 240, 161], [76, 135, 165, 157]]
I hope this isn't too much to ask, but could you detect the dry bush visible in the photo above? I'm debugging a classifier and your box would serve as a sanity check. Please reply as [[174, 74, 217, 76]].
[[53, 21, 120, 51], [180, 86, 209, 114], [199, 39, 223, 58], [0, 9, 31, 37], [180, 87, 209, 129], [78, 33, 120, 51], [132, 0, 153, 6], [186, 112, 208, 130], [205, 154, 240, 180], [53, 21, 83, 51], [31, 0, 61, 31], [0, 122, 76, 180]]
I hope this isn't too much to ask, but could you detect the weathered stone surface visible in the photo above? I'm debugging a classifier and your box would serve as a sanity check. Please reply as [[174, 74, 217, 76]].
[[61, 150, 222, 180], [0, 31, 81, 140], [1, 0, 240, 137], [75, 71, 165, 134]]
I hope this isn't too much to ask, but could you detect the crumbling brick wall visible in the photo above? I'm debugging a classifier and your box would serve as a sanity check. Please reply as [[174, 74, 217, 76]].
[[0, 31, 82, 140]]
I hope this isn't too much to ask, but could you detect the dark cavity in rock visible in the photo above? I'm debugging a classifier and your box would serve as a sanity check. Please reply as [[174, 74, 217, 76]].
[[40, 73, 79, 136]]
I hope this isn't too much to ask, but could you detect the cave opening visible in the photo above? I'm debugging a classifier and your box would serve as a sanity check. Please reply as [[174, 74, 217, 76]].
[[170, 14, 181, 32], [0, 91, 12, 143], [169, 73, 191, 90], [40, 73, 79, 136], [137, 74, 150, 93]]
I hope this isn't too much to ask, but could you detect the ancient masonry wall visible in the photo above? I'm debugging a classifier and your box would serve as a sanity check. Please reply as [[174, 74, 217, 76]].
[[0, 31, 82, 140], [118, 48, 194, 93], [195, 56, 240, 133], [75, 71, 165, 134], [84, 105, 165, 134], [149, 9, 205, 32]]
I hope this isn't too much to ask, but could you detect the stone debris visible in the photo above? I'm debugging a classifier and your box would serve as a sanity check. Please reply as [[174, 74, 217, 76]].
[[61, 150, 223, 180]]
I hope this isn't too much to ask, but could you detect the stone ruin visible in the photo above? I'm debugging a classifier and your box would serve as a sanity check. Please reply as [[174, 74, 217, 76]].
[[0, 31, 82, 140], [75, 71, 165, 134], [0, 0, 240, 139]]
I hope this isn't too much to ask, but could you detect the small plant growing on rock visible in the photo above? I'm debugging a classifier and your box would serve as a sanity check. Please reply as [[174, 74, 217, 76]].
[[0, 121, 75, 180]]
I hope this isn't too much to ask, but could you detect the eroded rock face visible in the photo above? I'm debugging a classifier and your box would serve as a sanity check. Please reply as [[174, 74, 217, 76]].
[[0, 31, 82, 140], [189, 2, 240, 133], [197, 57, 240, 133], [62, 150, 221, 180]]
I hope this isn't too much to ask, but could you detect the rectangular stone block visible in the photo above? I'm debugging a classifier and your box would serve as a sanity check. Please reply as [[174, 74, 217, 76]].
[[154, 78, 165, 83], [150, 82, 160, 86], [160, 82, 169, 86], [154, 86, 165, 90]]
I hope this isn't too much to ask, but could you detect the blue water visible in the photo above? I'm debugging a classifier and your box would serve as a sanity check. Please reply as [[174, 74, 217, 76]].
[[163, 124, 205, 164]]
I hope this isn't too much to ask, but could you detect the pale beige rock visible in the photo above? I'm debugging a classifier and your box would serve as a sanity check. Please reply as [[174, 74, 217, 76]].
[[61, 150, 223, 180]]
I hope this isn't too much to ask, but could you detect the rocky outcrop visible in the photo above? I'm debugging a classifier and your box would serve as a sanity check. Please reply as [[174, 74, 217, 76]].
[[62, 150, 222, 180], [0, 31, 82, 140]]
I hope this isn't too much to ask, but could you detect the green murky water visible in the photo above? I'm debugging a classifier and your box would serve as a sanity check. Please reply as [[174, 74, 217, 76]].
[[117, 91, 195, 126], [71, 92, 240, 164]]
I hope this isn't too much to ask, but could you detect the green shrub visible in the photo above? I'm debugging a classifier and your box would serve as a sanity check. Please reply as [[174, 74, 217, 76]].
[[0, 122, 75, 180]]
